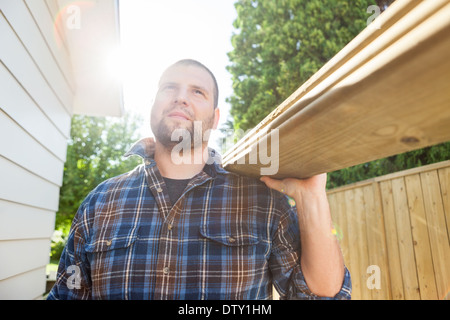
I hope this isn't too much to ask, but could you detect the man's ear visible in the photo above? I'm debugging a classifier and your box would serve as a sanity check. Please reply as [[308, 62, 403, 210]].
[[212, 107, 220, 130]]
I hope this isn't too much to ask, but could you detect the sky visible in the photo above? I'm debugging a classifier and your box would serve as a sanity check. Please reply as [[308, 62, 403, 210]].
[[116, 0, 238, 150]]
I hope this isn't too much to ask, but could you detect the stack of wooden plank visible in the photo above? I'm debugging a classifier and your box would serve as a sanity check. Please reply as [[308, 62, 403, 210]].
[[222, 0, 450, 179]]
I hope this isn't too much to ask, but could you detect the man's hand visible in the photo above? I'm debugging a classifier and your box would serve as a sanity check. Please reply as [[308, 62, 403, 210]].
[[260, 173, 327, 204], [260, 173, 345, 297]]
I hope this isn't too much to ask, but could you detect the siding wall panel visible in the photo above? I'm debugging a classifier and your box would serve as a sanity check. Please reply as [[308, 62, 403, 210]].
[[0, 239, 51, 281], [0, 0, 71, 299], [0, 156, 60, 212], [24, 0, 75, 99], [0, 110, 64, 186], [1, 0, 75, 97], [0, 267, 47, 300], [0, 61, 68, 162], [0, 0, 121, 299], [0, 11, 71, 140], [0, 200, 54, 241]]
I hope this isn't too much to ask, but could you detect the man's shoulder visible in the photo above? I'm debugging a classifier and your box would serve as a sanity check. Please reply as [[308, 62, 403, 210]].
[[218, 171, 290, 205], [100, 165, 143, 187], [74, 165, 144, 223], [214, 172, 297, 234], [83, 165, 144, 202]]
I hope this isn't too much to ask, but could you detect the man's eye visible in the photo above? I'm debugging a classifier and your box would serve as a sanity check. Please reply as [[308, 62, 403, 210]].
[[194, 89, 205, 96], [161, 84, 176, 92]]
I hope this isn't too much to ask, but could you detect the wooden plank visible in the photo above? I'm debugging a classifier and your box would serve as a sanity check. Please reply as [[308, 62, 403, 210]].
[[379, 180, 404, 299], [328, 191, 357, 300], [0, 239, 51, 281], [373, 161, 450, 184], [327, 191, 353, 291], [223, 1, 450, 179], [404, 174, 438, 299], [438, 167, 450, 245], [327, 192, 341, 251], [334, 192, 350, 270], [419, 171, 450, 300], [363, 183, 391, 299], [343, 189, 362, 299], [391, 177, 421, 299], [327, 179, 375, 195], [329, 191, 352, 289], [0, 110, 64, 186], [0, 200, 55, 241], [354, 188, 372, 300], [327, 192, 338, 234]]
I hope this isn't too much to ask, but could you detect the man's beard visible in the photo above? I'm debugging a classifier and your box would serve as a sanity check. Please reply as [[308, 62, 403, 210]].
[[151, 109, 215, 151]]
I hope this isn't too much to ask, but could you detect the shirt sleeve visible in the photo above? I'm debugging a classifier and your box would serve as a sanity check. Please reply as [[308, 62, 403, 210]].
[[46, 204, 93, 300], [269, 202, 352, 300]]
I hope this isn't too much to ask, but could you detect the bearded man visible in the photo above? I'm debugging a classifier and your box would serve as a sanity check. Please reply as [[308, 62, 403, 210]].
[[48, 59, 351, 300]]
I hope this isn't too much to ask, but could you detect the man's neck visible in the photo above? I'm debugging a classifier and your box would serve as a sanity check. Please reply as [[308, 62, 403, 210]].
[[154, 141, 207, 179]]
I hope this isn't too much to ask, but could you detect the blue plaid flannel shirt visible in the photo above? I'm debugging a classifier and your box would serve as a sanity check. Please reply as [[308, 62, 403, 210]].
[[47, 138, 351, 300]]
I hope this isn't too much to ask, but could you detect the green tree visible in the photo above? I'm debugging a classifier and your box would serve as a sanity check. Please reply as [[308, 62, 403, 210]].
[[51, 113, 143, 261], [226, 0, 376, 131], [327, 141, 450, 189]]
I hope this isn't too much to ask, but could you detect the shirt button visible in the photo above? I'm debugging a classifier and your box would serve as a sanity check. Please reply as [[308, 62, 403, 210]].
[[228, 236, 236, 244], [156, 187, 163, 193], [168, 224, 173, 231], [163, 267, 170, 275], [144, 159, 151, 166], [105, 240, 112, 246]]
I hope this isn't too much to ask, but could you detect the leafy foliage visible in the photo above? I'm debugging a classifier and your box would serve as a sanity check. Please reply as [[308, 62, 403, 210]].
[[226, 0, 377, 131], [327, 142, 450, 189]]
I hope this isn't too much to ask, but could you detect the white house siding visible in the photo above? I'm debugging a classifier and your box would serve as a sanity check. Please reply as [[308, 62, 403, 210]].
[[0, 0, 73, 299]]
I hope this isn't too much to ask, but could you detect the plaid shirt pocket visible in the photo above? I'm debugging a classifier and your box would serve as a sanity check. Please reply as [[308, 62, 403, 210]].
[[198, 223, 270, 299], [84, 227, 140, 299]]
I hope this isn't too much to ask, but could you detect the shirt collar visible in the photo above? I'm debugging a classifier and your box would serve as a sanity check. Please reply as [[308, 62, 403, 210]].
[[124, 137, 230, 177]]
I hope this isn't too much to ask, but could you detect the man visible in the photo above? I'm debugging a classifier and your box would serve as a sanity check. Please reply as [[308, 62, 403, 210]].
[[48, 59, 351, 300]]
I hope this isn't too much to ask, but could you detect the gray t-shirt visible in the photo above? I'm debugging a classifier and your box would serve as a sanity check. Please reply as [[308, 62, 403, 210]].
[[162, 177, 191, 205]]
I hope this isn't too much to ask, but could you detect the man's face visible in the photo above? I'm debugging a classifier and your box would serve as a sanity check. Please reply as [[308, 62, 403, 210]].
[[150, 64, 219, 149]]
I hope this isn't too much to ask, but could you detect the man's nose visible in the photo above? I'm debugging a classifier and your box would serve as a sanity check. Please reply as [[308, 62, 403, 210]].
[[174, 88, 189, 106]]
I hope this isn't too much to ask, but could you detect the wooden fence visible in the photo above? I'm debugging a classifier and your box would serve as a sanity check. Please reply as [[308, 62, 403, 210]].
[[327, 160, 450, 300]]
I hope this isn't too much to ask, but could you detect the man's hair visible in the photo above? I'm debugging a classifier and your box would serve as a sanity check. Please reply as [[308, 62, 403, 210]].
[[165, 59, 219, 109]]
